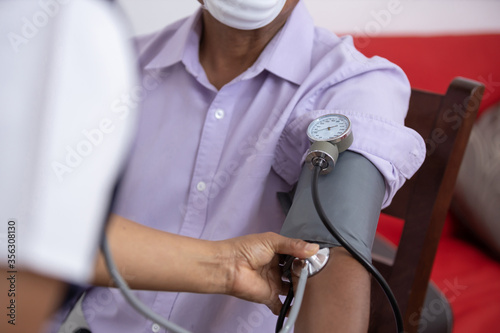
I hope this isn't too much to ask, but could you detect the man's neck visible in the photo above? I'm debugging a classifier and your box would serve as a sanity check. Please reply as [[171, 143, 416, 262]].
[[198, 9, 290, 90]]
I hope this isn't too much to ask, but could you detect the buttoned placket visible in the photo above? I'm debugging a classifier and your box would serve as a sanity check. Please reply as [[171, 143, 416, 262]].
[[144, 84, 238, 333], [151, 323, 160, 333], [177, 85, 237, 239]]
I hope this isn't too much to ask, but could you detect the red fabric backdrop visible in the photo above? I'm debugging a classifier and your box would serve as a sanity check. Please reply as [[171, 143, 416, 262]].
[[351, 34, 500, 333], [353, 34, 500, 116]]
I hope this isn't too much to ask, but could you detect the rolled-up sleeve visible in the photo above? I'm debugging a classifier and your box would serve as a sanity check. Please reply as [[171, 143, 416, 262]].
[[274, 55, 425, 208]]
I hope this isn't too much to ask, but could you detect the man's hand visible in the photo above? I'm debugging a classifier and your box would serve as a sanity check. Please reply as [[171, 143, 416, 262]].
[[220, 232, 319, 314]]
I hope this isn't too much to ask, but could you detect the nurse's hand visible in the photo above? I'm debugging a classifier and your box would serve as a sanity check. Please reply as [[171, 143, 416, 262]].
[[220, 232, 319, 314], [93, 215, 317, 314]]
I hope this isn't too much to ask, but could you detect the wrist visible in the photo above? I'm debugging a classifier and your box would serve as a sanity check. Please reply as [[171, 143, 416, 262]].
[[202, 240, 236, 295]]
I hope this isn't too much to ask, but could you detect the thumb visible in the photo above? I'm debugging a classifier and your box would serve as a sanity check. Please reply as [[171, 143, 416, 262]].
[[271, 234, 319, 259]]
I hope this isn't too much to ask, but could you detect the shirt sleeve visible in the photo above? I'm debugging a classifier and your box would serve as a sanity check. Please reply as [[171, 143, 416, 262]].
[[0, 0, 137, 284], [274, 43, 425, 208]]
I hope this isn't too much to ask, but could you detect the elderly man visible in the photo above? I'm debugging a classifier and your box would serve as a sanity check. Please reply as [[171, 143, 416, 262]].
[[81, 0, 424, 332]]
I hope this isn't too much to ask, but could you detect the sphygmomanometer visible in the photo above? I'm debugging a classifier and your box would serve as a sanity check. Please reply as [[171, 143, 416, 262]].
[[277, 113, 403, 332]]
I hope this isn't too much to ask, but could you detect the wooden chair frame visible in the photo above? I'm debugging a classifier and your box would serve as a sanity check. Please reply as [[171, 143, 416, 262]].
[[369, 77, 485, 333]]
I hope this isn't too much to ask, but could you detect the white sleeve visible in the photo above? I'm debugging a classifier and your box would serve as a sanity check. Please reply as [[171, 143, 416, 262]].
[[0, 0, 137, 284]]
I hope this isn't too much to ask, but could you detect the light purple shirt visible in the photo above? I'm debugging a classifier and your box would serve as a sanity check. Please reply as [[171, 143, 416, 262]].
[[82, 3, 425, 333]]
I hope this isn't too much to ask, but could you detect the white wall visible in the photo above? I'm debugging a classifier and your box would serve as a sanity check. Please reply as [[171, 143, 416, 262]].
[[118, 0, 500, 37], [118, 0, 199, 36]]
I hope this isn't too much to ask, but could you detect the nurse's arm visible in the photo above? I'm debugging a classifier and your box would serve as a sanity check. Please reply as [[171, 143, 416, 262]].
[[91, 214, 318, 314]]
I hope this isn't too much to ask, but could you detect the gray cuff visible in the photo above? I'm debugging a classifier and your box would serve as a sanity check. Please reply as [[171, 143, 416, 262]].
[[280, 151, 385, 260]]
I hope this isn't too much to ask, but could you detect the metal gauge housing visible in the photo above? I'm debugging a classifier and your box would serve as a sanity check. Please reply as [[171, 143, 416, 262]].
[[307, 114, 352, 144], [305, 114, 354, 174]]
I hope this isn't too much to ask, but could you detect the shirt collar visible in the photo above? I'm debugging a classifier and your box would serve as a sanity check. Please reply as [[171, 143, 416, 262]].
[[144, 9, 203, 71], [257, 1, 314, 85], [144, 1, 314, 86]]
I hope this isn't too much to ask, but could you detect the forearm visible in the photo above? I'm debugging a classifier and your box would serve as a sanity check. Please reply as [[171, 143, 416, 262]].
[[92, 214, 232, 294]]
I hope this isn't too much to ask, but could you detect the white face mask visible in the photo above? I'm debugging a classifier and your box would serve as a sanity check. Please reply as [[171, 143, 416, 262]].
[[203, 0, 287, 30]]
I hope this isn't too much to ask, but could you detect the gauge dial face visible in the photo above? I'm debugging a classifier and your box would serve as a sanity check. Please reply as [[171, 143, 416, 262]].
[[307, 114, 351, 142]]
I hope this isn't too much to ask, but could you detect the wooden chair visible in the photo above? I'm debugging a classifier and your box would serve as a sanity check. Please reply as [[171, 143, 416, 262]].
[[369, 77, 485, 333]]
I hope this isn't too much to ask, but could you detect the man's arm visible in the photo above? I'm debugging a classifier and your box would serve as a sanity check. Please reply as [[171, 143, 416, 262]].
[[281, 151, 386, 332], [295, 247, 371, 332]]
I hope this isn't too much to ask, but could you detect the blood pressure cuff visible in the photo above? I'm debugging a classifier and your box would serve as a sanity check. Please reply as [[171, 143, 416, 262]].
[[279, 151, 385, 261]]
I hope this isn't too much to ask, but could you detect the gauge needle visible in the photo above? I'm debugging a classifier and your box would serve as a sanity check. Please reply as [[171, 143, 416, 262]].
[[318, 125, 338, 131]]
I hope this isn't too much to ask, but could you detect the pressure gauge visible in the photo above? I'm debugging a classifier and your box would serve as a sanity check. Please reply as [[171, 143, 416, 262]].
[[305, 114, 353, 174], [307, 114, 352, 144]]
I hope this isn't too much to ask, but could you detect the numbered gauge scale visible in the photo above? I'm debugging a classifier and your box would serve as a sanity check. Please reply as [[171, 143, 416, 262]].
[[305, 114, 354, 174]]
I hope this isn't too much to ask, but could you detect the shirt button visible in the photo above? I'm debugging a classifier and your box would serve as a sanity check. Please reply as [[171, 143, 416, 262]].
[[152, 323, 160, 332], [196, 181, 207, 192], [215, 108, 225, 120]]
